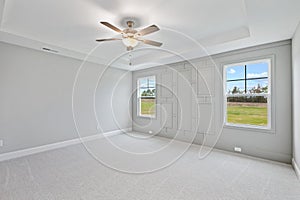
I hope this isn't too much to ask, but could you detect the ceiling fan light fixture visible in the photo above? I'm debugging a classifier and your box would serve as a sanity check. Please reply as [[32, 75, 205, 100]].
[[97, 21, 162, 51], [122, 37, 139, 48]]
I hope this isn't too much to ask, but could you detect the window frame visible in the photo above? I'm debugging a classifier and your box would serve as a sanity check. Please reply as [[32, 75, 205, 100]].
[[137, 75, 157, 119], [223, 58, 272, 130]]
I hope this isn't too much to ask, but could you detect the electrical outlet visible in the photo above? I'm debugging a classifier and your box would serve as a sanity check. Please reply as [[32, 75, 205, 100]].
[[0, 140, 3, 147], [234, 147, 242, 153]]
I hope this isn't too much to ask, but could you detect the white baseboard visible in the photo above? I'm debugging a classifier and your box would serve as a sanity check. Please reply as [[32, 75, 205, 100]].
[[292, 158, 300, 179], [0, 127, 132, 162]]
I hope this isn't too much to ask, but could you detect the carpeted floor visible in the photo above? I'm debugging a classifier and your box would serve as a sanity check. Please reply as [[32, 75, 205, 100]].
[[0, 132, 299, 200]]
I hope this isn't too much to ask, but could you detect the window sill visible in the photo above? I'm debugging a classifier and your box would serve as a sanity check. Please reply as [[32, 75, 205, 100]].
[[137, 115, 156, 119], [223, 124, 275, 134]]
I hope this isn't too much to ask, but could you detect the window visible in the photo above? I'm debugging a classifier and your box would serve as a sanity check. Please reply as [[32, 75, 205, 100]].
[[137, 76, 156, 118], [224, 59, 271, 129]]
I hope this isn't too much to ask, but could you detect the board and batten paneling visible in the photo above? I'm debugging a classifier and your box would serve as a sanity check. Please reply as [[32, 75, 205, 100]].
[[133, 40, 292, 163]]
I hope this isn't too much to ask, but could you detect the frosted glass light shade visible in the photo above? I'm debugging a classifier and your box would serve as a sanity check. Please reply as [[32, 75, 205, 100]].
[[122, 37, 138, 47]]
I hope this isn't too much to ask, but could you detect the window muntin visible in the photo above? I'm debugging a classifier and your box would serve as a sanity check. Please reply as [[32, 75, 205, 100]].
[[137, 76, 156, 118], [224, 59, 271, 129]]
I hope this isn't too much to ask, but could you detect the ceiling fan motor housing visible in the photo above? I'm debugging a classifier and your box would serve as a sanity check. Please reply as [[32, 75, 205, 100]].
[[126, 20, 134, 28]]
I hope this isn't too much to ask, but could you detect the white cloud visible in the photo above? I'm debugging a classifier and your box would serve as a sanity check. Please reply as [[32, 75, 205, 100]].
[[228, 68, 236, 74], [247, 72, 268, 78]]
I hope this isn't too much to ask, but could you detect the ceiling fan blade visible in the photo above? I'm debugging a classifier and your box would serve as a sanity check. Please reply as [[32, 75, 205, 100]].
[[96, 38, 121, 42], [100, 22, 122, 33], [141, 39, 163, 47], [138, 25, 160, 36]]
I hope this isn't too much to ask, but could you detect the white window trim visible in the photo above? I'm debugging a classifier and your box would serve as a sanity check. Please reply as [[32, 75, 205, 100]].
[[223, 58, 272, 130], [137, 75, 156, 119]]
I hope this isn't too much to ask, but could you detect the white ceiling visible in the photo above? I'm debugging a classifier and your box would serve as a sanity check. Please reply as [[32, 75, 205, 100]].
[[0, 0, 300, 70]]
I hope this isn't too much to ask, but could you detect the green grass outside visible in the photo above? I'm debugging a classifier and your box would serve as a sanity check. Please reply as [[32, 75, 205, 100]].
[[140, 100, 267, 126], [227, 104, 267, 126], [141, 99, 155, 116]]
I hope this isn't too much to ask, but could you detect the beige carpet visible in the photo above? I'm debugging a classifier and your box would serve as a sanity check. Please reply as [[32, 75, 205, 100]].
[[0, 132, 299, 200]]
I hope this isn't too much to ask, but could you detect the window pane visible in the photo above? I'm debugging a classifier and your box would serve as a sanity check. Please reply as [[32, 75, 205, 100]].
[[148, 77, 156, 88], [139, 78, 148, 88], [226, 80, 245, 94], [137, 76, 156, 117], [247, 78, 269, 94], [141, 97, 156, 116], [227, 96, 268, 126], [247, 62, 269, 79], [226, 65, 245, 80], [140, 88, 156, 97]]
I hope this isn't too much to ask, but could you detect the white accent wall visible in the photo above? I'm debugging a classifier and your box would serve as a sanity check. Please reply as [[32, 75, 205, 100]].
[[133, 40, 292, 163], [0, 42, 132, 154], [292, 23, 300, 170]]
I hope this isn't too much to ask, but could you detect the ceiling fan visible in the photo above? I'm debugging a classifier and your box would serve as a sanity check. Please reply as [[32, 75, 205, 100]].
[[96, 21, 162, 51]]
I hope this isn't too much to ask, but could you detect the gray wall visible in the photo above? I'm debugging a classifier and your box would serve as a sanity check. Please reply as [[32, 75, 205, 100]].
[[133, 40, 292, 163], [292, 23, 300, 167], [0, 42, 132, 154]]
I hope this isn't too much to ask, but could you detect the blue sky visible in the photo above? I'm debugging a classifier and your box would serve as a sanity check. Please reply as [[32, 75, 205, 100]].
[[226, 62, 269, 93], [139, 76, 156, 96], [139, 76, 155, 88]]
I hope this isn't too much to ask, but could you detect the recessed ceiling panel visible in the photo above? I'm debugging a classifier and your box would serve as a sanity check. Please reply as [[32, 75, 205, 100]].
[[0, 0, 300, 70]]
